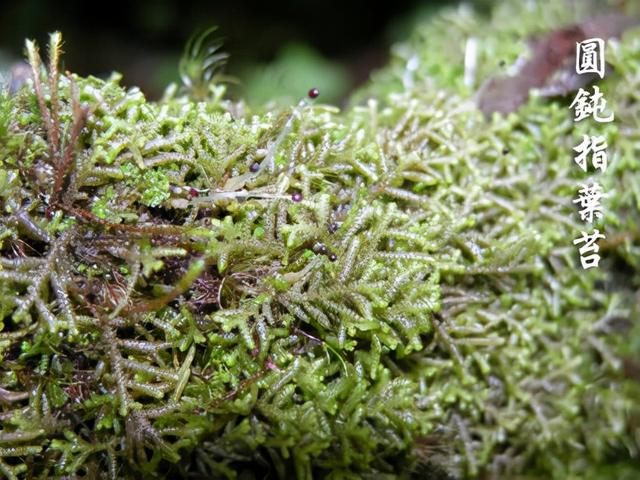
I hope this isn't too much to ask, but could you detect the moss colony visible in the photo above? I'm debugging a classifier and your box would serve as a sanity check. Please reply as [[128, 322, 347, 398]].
[[1, 1, 640, 479]]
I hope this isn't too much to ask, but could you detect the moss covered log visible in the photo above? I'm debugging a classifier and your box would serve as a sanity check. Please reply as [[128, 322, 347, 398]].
[[1, 1, 639, 478]]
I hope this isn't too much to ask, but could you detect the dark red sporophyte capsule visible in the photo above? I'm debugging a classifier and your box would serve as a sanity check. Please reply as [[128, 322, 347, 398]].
[[188, 187, 199, 198], [328, 252, 337, 262], [308, 87, 319, 99], [328, 222, 338, 233], [250, 162, 260, 172], [313, 243, 328, 255], [45, 207, 55, 220], [291, 192, 303, 202]]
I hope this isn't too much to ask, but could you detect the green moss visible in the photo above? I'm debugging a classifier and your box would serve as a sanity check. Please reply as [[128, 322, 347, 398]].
[[0, 1, 639, 479], [140, 169, 171, 207], [90, 185, 116, 219]]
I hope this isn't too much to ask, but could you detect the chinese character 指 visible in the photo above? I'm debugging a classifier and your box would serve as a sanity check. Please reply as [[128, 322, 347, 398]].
[[573, 134, 608, 172]]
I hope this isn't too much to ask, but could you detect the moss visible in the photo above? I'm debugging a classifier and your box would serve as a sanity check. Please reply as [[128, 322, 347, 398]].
[[0, 1, 639, 479]]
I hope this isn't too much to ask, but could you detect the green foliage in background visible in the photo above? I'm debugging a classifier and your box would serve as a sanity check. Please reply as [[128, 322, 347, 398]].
[[239, 43, 351, 107], [0, 1, 639, 479]]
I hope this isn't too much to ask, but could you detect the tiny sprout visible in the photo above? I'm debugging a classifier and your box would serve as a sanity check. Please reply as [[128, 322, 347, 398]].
[[328, 253, 337, 262], [291, 192, 303, 202], [179, 26, 229, 100], [308, 87, 320, 99]]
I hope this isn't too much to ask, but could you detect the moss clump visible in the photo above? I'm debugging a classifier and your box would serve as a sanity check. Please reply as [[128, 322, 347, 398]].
[[1, 1, 639, 479]]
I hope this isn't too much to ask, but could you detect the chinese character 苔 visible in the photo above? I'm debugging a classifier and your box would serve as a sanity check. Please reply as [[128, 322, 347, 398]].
[[576, 38, 605, 79], [573, 134, 608, 172], [573, 182, 607, 223], [569, 86, 614, 123], [573, 229, 605, 269]]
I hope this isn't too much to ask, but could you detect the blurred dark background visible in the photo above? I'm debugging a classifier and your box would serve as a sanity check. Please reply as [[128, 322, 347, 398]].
[[0, 0, 486, 105]]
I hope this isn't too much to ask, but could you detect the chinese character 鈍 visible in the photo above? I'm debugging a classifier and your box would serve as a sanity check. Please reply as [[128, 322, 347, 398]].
[[569, 86, 614, 123], [573, 229, 605, 269], [573, 134, 608, 172], [572, 182, 607, 223], [576, 38, 605, 79]]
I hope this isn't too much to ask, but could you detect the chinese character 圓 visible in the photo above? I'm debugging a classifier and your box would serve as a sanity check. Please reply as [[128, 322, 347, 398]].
[[572, 182, 607, 223], [576, 38, 605, 79], [569, 86, 614, 123], [573, 229, 605, 269], [573, 134, 608, 172]]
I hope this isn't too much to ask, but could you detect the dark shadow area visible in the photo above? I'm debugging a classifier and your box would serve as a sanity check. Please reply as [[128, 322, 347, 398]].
[[0, 0, 479, 101]]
